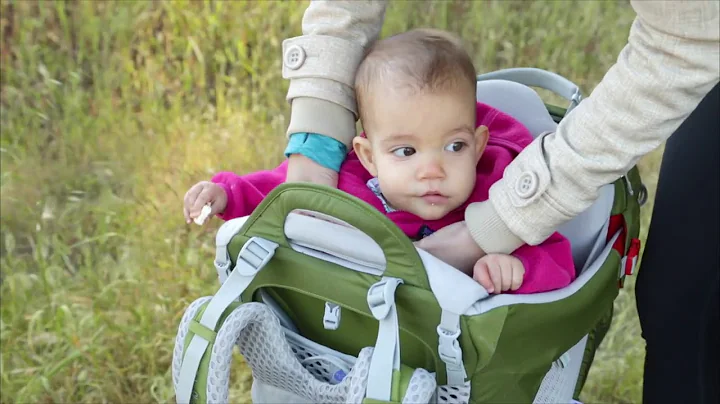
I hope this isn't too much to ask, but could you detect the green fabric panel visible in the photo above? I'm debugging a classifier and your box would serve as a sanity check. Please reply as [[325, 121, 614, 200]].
[[234, 247, 478, 386], [573, 304, 614, 399], [188, 320, 217, 343], [232, 182, 430, 289], [182, 300, 243, 404], [391, 369, 401, 402], [362, 399, 398, 404], [467, 252, 622, 403], [460, 306, 508, 371]]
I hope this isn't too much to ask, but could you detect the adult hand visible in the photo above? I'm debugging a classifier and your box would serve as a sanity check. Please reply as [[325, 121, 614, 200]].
[[414, 221, 486, 273], [285, 154, 339, 188]]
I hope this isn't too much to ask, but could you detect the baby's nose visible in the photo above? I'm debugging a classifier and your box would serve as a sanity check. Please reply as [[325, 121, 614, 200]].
[[418, 159, 445, 179]]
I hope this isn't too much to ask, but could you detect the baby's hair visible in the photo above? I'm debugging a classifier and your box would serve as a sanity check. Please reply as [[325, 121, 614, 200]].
[[355, 28, 477, 122]]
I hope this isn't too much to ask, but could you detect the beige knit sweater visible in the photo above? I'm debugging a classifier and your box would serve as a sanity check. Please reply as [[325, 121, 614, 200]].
[[281, 0, 720, 254]]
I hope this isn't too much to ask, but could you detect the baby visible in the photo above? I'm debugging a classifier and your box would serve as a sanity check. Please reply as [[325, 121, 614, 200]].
[[183, 29, 576, 295]]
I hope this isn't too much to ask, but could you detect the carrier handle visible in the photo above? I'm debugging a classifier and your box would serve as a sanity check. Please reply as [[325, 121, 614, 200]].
[[476, 67, 583, 113], [237, 182, 431, 290]]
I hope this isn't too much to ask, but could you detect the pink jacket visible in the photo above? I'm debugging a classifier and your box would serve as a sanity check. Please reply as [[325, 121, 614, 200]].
[[211, 102, 576, 294]]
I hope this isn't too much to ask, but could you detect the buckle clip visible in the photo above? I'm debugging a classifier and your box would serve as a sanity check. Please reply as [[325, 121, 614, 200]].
[[553, 352, 571, 369], [437, 326, 463, 367], [366, 278, 403, 320], [323, 302, 341, 330], [234, 237, 278, 277]]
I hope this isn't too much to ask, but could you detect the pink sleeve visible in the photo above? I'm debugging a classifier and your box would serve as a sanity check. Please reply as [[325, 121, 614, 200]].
[[210, 161, 288, 221], [509, 232, 576, 294]]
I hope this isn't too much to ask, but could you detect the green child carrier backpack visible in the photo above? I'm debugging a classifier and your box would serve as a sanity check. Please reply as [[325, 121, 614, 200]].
[[172, 68, 646, 404]]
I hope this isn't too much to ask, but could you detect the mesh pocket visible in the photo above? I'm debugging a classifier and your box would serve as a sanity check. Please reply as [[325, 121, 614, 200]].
[[173, 299, 438, 403]]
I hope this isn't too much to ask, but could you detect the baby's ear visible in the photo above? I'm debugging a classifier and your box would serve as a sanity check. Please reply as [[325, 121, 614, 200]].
[[353, 136, 378, 176], [473, 125, 489, 162]]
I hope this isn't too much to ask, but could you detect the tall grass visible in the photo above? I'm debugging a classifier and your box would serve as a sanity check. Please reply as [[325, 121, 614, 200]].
[[1, 1, 660, 402]]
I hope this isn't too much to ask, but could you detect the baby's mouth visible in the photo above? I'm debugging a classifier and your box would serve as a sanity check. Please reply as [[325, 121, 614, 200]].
[[421, 191, 449, 205]]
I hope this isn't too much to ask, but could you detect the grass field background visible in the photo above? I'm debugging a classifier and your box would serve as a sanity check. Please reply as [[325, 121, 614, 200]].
[[1, 1, 664, 402]]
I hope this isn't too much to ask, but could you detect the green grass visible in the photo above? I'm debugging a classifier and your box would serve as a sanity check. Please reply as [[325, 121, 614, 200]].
[[0, 0, 662, 402]]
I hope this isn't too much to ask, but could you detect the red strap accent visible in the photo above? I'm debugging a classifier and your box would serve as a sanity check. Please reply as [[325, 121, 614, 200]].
[[607, 214, 627, 256], [607, 214, 640, 288], [624, 238, 642, 276]]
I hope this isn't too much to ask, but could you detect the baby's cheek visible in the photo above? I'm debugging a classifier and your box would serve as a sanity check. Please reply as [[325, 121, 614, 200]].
[[455, 167, 477, 198]]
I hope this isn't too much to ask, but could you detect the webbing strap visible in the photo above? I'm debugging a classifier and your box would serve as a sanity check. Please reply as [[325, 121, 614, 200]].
[[175, 236, 278, 404], [365, 277, 403, 401], [438, 310, 467, 386]]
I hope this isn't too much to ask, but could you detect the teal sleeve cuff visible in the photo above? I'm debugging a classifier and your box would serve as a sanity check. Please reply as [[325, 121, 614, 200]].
[[284, 133, 348, 172]]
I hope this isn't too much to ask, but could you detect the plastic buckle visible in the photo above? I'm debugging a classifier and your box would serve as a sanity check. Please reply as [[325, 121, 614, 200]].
[[553, 352, 571, 369], [567, 88, 583, 113], [234, 237, 278, 277], [323, 302, 341, 330], [214, 249, 231, 284], [366, 278, 403, 320], [437, 326, 463, 366]]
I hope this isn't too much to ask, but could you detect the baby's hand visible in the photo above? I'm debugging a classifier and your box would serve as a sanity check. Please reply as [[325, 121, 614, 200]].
[[473, 254, 525, 294], [183, 181, 228, 225]]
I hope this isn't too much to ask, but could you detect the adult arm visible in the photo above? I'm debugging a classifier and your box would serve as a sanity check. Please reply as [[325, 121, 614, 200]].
[[465, 0, 720, 254], [282, 1, 388, 186], [282, 0, 388, 151]]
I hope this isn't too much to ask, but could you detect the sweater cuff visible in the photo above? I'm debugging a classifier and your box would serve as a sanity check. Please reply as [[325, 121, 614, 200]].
[[286, 96, 357, 150], [465, 200, 525, 255]]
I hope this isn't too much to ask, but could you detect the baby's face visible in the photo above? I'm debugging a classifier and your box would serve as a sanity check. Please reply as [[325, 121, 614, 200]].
[[354, 88, 488, 220]]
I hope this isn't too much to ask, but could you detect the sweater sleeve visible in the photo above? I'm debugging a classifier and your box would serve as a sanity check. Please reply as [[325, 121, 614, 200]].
[[282, 0, 388, 149], [510, 232, 576, 294], [465, 0, 719, 254], [210, 162, 288, 221]]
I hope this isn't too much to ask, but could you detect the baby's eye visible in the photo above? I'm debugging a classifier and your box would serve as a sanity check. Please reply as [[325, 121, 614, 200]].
[[392, 147, 416, 157], [445, 142, 466, 152]]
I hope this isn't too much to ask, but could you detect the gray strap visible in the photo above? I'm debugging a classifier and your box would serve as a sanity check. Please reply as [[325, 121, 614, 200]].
[[365, 277, 404, 401], [476, 68, 583, 112], [175, 336, 210, 404], [176, 236, 278, 404], [437, 310, 467, 386]]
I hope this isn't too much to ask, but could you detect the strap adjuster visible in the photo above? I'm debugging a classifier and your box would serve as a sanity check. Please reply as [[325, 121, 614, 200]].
[[234, 237, 278, 276], [367, 278, 403, 320], [214, 250, 231, 283]]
